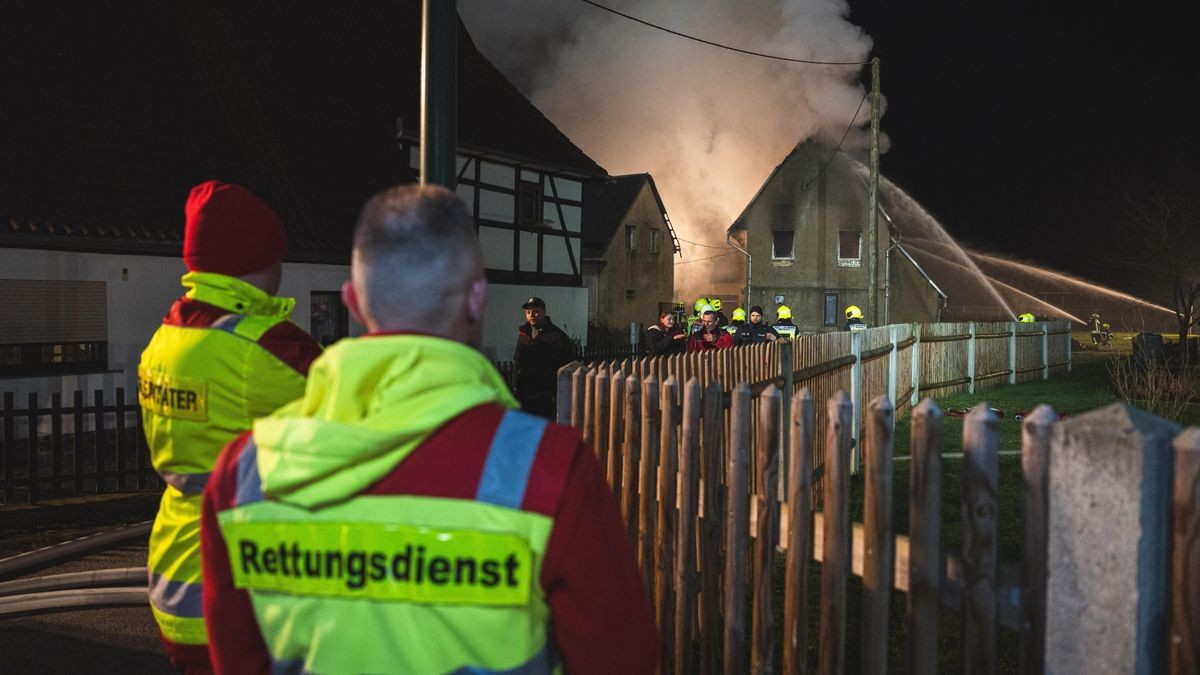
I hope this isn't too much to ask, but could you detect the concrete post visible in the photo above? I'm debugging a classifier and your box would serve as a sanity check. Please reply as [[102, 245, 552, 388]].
[[967, 321, 977, 394], [1009, 322, 1018, 385], [850, 330, 863, 474], [1042, 321, 1050, 380], [910, 323, 921, 407], [1045, 403, 1179, 675]]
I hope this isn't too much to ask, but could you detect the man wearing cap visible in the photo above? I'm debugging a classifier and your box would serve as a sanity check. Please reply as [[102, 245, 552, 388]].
[[138, 180, 322, 672], [733, 305, 779, 345], [514, 296, 574, 419]]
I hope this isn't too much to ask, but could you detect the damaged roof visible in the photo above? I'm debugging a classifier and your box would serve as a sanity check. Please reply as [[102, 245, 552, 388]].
[[0, 0, 604, 261]]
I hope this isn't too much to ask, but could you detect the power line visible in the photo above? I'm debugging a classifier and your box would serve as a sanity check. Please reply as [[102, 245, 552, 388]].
[[801, 89, 868, 192], [678, 237, 729, 250], [675, 251, 738, 265], [576, 0, 870, 66]]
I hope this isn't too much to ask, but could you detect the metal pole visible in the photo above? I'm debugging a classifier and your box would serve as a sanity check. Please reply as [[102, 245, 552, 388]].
[[420, 0, 457, 188], [867, 56, 881, 325]]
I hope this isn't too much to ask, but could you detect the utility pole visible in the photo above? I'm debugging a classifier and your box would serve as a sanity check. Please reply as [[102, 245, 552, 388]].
[[867, 56, 881, 325], [420, 0, 457, 188]]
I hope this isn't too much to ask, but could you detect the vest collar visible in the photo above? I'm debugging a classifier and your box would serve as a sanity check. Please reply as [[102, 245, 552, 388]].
[[181, 271, 295, 319]]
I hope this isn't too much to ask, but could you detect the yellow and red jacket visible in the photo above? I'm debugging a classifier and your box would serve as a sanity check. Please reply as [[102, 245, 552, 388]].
[[138, 271, 321, 647]]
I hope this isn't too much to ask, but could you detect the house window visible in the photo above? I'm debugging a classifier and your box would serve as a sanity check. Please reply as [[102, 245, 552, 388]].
[[838, 230, 862, 267], [626, 225, 637, 252], [650, 228, 661, 254], [824, 293, 840, 327], [0, 279, 108, 377], [310, 291, 349, 347], [772, 230, 794, 259], [626, 289, 635, 300], [518, 181, 542, 226]]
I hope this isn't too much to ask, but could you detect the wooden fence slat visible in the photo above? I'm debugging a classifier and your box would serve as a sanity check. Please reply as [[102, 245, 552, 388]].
[[638, 375, 660, 585], [819, 391, 852, 675], [675, 378, 702, 675], [557, 362, 579, 425], [724, 383, 752, 675], [609, 370, 625, 498], [784, 387, 814, 675], [1171, 428, 1200, 675], [906, 399, 943, 675], [583, 368, 596, 445], [3, 392, 13, 502], [26, 392, 38, 503], [701, 379, 725, 675], [1019, 404, 1055, 675], [593, 370, 609, 469], [657, 376, 680, 674], [115, 387, 128, 490], [73, 390, 85, 495], [861, 395, 895, 675], [962, 404, 1000, 675], [622, 373, 642, 539], [752, 385, 781, 675], [50, 392, 63, 497]]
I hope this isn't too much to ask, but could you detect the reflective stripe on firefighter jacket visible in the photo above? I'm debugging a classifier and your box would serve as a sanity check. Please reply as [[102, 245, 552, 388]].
[[139, 271, 310, 645], [773, 322, 798, 339], [212, 335, 557, 673]]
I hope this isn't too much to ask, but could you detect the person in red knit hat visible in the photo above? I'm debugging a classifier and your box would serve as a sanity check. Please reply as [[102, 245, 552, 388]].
[[138, 180, 322, 674]]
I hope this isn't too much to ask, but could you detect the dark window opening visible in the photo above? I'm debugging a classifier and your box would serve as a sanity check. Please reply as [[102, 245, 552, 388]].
[[838, 231, 861, 260], [518, 181, 542, 226], [650, 228, 661, 254], [824, 293, 839, 327], [626, 225, 637, 252], [310, 292, 349, 347], [772, 230, 794, 259], [626, 289, 635, 300]]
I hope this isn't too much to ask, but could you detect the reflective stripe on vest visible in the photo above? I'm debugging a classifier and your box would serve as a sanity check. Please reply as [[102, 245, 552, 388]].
[[157, 470, 211, 495], [476, 412, 548, 509], [211, 313, 248, 335], [236, 436, 266, 507], [148, 570, 204, 618]]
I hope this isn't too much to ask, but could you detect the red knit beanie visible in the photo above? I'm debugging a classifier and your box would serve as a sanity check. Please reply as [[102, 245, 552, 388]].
[[183, 180, 287, 276]]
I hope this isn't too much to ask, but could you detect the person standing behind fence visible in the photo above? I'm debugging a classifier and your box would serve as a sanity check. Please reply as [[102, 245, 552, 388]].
[[514, 296, 574, 420], [687, 309, 733, 352], [138, 181, 322, 673], [644, 309, 687, 356], [734, 305, 779, 345], [772, 304, 798, 339], [844, 305, 866, 331], [199, 184, 656, 674]]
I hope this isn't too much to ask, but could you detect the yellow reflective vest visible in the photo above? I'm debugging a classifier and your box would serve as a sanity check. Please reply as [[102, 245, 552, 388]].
[[139, 271, 316, 645]]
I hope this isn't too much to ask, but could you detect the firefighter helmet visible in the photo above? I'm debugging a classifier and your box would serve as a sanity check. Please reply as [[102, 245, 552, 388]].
[[732, 308, 747, 321], [1018, 312, 1035, 323], [776, 305, 792, 320], [845, 305, 863, 320], [709, 297, 722, 312]]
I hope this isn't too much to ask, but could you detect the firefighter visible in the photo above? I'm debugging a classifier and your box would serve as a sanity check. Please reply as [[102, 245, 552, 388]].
[[772, 305, 798, 339], [1090, 312, 1103, 345], [725, 307, 747, 335], [1018, 312, 1036, 323], [845, 305, 866, 331], [200, 184, 657, 674], [139, 181, 322, 672], [687, 297, 712, 334]]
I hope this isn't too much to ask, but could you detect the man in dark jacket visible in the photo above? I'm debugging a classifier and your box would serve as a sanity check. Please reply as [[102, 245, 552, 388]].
[[515, 297, 574, 419], [734, 305, 779, 345]]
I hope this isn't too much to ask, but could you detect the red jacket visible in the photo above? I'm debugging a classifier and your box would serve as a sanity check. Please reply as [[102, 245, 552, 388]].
[[200, 404, 657, 675], [686, 327, 733, 352]]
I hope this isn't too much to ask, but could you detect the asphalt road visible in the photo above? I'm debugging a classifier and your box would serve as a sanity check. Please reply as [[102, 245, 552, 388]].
[[1, 493, 173, 673]]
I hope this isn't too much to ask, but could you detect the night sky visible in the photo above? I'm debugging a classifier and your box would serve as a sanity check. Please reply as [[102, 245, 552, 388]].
[[844, 1, 1200, 290]]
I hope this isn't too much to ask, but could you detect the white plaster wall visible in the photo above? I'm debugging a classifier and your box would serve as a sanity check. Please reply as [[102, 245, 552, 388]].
[[481, 283, 588, 363], [0, 248, 359, 404]]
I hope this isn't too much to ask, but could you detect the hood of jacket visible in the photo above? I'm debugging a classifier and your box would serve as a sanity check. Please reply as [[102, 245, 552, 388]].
[[182, 271, 295, 319], [251, 334, 518, 509]]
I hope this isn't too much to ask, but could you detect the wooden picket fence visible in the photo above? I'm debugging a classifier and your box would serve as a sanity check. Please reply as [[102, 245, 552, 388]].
[[553, 321, 1197, 675]]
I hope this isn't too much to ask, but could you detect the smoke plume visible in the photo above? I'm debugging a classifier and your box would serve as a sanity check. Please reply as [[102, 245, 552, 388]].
[[459, 0, 876, 301]]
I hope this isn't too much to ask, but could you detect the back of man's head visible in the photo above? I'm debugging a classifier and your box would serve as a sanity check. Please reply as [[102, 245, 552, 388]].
[[349, 184, 484, 338]]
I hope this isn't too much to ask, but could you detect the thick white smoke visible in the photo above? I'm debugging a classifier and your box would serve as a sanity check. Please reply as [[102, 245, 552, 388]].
[[459, 0, 876, 301]]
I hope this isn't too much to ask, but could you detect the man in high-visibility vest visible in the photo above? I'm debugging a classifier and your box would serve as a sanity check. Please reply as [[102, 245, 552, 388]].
[[139, 181, 322, 673], [200, 184, 657, 674]]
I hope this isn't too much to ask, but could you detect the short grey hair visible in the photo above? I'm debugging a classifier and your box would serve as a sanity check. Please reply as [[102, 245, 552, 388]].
[[351, 184, 482, 324]]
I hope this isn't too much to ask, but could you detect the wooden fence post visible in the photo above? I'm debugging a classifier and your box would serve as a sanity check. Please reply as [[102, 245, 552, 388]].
[[583, 368, 596, 446], [784, 388, 814, 675], [27, 392, 39, 503], [638, 375, 660, 585], [820, 391, 853, 675], [862, 395, 895, 675], [1066, 322, 1073, 372], [1041, 322, 1049, 381], [967, 321, 977, 394], [850, 331, 863, 475], [1171, 428, 1200, 675], [657, 376, 680, 673], [1009, 322, 1018, 385], [779, 340, 794, 498], [725, 383, 752, 675], [887, 325, 898, 413], [593, 370, 609, 468], [622, 373, 642, 538], [572, 365, 588, 431], [73, 390, 84, 495], [907, 399, 943, 675], [752, 385, 781, 675], [51, 392, 63, 497], [115, 387, 128, 490], [911, 324, 922, 407], [557, 361, 579, 425], [675, 378, 702, 675], [701, 379, 725, 675], [1020, 405, 1056, 675], [962, 404, 1000, 675], [3, 392, 13, 502], [608, 370, 624, 492]]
